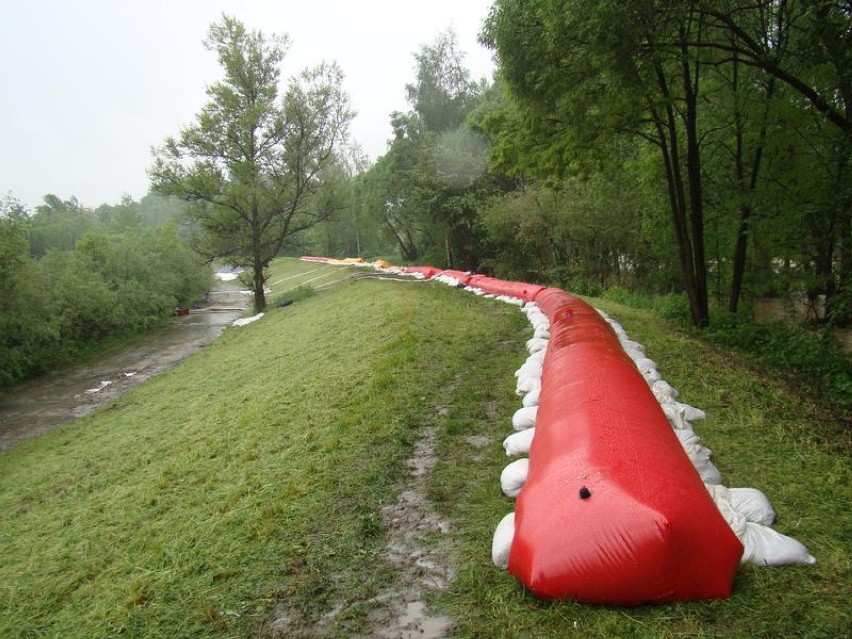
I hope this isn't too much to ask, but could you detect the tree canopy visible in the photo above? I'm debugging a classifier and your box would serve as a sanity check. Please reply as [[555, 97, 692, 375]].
[[149, 15, 353, 310]]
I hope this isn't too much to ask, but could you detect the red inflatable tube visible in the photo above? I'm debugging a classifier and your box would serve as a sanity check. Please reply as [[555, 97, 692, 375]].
[[508, 288, 743, 603], [403, 265, 441, 279], [467, 275, 545, 304]]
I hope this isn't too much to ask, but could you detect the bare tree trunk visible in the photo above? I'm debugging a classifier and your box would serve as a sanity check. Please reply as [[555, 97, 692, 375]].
[[252, 254, 266, 311], [729, 205, 751, 314]]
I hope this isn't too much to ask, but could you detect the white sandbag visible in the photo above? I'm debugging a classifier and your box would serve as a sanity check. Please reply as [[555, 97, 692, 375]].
[[529, 310, 549, 325], [643, 368, 662, 383], [526, 308, 547, 322], [515, 352, 543, 377], [504, 428, 536, 456], [604, 317, 623, 331], [512, 406, 538, 430], [682, 442, 723, 484], [522, 386, 540, 408], [500, 458, 529, 498], [652, 379, 679, 403], [620, 339, 645, 354], [516, 376, 541, 396], [515, 359, 543, 380], [515, 364, 542, 381], [623, 347, 646, 365], [530, 320, 550, 336], [729, 487, 776, 526], [233, 312, 264, 327], [501, 295, 525, 306], [674, 427, 701, 447], [533, 326, 551, 340], [674, 401, 706, 421], [634, 357, 658, 374], [492, 512, 516, 569], [661, 402, 704, 430], [435, 274, 460, 287], [525, 312, 546, 325], [683, 445, 722, 485], [661, 402, 689, 429], [527, 349, 547, 364], [698, 462, 723, 486], [741, 522, 816, 566], [608, 326, 628, 341], [706, 483, 747, 538], [525, 337, 549, 354]]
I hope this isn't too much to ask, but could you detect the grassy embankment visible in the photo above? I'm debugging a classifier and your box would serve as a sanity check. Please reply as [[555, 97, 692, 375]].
[[0, 258, 848, 638]]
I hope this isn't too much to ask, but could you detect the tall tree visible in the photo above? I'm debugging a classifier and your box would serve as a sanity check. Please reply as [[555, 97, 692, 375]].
[[369, 29, 490, 268], [483, 1, 714, 324], [149, 15, 353, 310]]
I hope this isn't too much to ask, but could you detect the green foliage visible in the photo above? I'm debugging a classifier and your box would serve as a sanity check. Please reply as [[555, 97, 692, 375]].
[[480, 174, 645, 288], [346, 30, 497, 271], [0, 224, 210, 389], [29, 194, 94, 257], [702, 316, 852, 414]]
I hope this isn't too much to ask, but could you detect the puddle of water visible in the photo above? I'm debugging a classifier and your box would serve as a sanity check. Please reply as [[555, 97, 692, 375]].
[[0, 281, 248, 451], [382, 601, 453, 639]]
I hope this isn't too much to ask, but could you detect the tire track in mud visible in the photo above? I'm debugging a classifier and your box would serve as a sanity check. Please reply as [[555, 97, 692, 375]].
[[266, 377, 460, 638], [363, 416, 456, 638]]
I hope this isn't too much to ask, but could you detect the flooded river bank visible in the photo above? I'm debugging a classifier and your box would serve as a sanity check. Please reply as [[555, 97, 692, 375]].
[[0, 280, 248, 451]]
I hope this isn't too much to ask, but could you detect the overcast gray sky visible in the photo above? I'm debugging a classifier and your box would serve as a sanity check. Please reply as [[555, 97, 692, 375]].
[[0, 0, 495, 211]]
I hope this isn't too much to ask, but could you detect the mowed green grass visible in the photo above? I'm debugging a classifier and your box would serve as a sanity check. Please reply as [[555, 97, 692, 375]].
[[1, 260, 849, 638]]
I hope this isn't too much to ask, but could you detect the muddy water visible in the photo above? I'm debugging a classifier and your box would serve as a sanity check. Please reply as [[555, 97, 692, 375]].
[[0, 281, 249, 451]]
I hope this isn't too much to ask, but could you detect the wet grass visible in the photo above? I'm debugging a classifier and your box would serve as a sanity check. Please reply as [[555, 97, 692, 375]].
[[0, 264, 526, 637], [1, 264, 849, 638]]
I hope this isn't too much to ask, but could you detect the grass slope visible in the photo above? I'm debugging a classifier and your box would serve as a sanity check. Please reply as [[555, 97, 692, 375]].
[[1, 260, 849, 638]]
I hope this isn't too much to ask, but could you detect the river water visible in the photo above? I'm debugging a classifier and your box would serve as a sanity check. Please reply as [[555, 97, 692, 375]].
[[0, 280, 248, 451]]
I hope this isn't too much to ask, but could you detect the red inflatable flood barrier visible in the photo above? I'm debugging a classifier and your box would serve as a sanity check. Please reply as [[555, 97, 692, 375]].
[[507, 288, 743, 603], [467, 275, 545, 304], [403, 265, 442, 279]]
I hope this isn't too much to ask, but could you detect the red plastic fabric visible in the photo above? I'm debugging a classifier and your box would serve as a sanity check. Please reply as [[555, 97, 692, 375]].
[[403, 265, 441, 279], [299, 255, 333, 262], [467, 275, 545, 303], [508, 288, 743, 603]]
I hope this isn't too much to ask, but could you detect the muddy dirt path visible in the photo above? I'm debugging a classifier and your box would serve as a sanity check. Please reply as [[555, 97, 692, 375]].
[[0, 279, 248, 451], [266, 377, 465, 639]]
